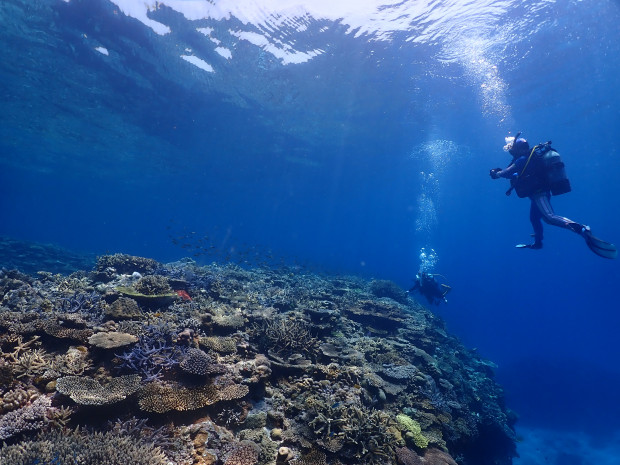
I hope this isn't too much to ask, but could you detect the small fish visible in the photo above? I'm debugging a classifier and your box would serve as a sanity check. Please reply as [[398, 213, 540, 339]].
[[175, 290, 192, 301]]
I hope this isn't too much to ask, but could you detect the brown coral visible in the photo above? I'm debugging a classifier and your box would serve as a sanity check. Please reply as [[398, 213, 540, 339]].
[[179, 348, 227, 376], [88, 331, 138, 349], [0, 386, 40, 414], [0, 428, 168, 465], [96, 253, 161, 275], [133, 275, 173, 295], [224, 441, 260, 465], [395, 447, 457, 465], [138, 381, 248, 413], [199, 336, 238, 354], [290, 450, 327, 465], [105, 297, 143, 320], [55, 374, 141, 405]]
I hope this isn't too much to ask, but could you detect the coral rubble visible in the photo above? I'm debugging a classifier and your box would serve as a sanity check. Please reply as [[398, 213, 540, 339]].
[[0, 256, 516, 465]]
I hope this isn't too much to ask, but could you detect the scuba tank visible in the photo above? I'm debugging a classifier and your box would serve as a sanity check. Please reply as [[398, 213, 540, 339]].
[[538, 143, 571, 196]]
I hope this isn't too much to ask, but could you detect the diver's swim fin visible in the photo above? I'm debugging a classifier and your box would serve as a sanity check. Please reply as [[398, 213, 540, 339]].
[[515, 243, 542, 249], [584, 231, 617, 259]]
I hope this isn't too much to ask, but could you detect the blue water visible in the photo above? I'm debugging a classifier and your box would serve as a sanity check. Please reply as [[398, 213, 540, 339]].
[[2, 0, 620, 456]]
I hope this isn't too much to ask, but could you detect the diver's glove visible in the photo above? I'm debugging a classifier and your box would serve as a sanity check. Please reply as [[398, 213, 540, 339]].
[[489, 168, 502, 179]]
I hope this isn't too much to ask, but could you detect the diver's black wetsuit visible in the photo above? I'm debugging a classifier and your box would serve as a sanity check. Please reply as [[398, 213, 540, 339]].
[[497, 156, 583, 246], [409, 273, 448, 306]]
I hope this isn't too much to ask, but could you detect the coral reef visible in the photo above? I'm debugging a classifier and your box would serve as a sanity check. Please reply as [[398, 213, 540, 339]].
[[105, 296, 143, 320], [56, 374, 141, 405], [95, 253, 161, 275], [0, 395, 56, 440], [88, 331, 138, 349], [138, 381, 248, 413], [369, 280, 409, 305], [179, 348, 227, 376], [0, 428, 169, 465], [0, 255, 516, 465]]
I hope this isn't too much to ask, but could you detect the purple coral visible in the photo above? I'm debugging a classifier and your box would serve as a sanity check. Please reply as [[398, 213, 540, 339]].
[[116, 323, 186, 381], [0, 396, 53, 440]]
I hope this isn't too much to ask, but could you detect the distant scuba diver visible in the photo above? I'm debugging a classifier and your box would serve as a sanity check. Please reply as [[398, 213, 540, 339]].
[[489, 133, 617, 259], [407, 272, 451, 305]]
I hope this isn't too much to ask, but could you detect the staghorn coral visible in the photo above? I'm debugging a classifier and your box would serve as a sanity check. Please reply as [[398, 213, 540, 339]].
[[0, 428, 169, 465], [115, 322, 186, 381], [57, 290, 102, 315], [39, 346, 92, 379], [304, 393, 397, 462], [55, 374, 141, 405], [12, 348, 50, 380], [259, 317, 318, 357], [138, 381, 249, 413]]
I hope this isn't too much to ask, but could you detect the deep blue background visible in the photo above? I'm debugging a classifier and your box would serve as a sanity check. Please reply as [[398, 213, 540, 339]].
[[1, 0, 620, 437]]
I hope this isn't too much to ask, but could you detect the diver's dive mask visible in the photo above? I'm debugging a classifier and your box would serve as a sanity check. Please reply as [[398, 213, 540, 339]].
[[503, 131, 521, 152]]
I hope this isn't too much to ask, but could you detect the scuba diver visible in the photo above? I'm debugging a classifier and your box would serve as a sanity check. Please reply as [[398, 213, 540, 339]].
[[407, 272, 451, 306], [490, 133, 616, 259]]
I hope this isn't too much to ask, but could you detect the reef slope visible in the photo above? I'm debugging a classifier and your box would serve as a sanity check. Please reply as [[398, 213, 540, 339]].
[[0, 254, 516, 465]]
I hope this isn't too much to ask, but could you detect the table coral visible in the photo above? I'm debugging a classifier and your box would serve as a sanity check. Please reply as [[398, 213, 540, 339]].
[[138, 381, 249, 413], [55, 374, 141, 405], [88, 331, 138, 349]]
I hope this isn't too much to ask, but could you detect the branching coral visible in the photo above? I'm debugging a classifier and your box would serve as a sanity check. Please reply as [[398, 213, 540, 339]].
[[0, 395, 55, 441], [1, 337, 51, 380], [305, 396, 397, 463], [258, 317, 318, 357], [0, 428, 169, 465], [133, 275, 173, 296], [115, 322, 186, 381], [49, 346, 92, 376]]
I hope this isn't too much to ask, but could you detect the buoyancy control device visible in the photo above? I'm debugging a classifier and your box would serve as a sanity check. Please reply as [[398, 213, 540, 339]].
[[511, 141, 571, 198]]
